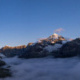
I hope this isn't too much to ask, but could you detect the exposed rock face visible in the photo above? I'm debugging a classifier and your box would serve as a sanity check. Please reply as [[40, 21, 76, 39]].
[[27, 43, 34, 46], [0, 60, 11, 78], [19, 43, 49, 58], [0, 60, 6, 66], [0, 68, 11, 78], [0, 45, 27, 57], [53, 38, 80, 58]]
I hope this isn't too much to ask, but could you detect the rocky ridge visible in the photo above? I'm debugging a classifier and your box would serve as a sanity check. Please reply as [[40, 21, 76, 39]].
[[0, 33, 80, 58]]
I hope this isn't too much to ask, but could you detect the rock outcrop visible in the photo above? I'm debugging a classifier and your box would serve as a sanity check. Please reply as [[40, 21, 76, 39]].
[[0, 68, 11, 78], [0, 60, 11, 78], [52, 38, 80, 58], [19, 43, 49, 58], [0, 60, 6, 66], [0, 45, 27, 57]]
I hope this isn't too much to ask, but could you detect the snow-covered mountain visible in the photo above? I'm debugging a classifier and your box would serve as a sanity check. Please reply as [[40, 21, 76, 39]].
[[0, 33, 80, 59], [0, 33, 70, 58], [38, 33, 66, 44]]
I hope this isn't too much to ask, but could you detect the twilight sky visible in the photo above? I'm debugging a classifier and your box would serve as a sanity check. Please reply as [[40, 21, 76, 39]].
[[0, 0, 80, 47]]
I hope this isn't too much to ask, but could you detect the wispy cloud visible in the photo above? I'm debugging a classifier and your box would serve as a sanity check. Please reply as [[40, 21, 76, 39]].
[[54, 28, 64, 33]]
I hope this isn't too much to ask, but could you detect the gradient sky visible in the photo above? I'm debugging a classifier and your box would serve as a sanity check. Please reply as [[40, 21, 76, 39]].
[[0, 0, 80, 47]]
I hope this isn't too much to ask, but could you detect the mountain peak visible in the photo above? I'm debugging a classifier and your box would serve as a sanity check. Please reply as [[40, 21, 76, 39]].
[[52, 33, 59, 38], [48, 33, 59, 40]]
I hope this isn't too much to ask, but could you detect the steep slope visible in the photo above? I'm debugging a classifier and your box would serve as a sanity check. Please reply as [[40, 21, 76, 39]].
[[52, 38, 80, 58], [0, 45, 27, 57], [19, 33, 67, 58]]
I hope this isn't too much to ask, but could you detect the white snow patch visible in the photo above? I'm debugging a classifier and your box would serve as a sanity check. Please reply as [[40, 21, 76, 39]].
[[44, 44, 62, 52], [48, 33, 59, 40], [0, 53, 6, 58], [62, 41, 67, 44]]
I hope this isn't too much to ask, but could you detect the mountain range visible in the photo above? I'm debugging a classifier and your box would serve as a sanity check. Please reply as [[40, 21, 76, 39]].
[[0, 33, 80, 58]]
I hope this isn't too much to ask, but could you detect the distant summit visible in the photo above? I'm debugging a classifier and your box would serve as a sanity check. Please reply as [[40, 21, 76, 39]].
[[38, 33, 66, 44], [48, 33, 66, 42], [48, 33, 59, 40]]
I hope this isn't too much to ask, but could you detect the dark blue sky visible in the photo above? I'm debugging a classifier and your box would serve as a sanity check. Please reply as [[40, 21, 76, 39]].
[[0, 0, 80, 47]]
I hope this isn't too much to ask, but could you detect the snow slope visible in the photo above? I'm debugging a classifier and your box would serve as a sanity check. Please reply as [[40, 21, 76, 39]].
[[44, 44, 62, 52]]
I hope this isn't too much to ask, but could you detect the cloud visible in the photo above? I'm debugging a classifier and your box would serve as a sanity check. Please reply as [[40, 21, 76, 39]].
[[3, 57, 80, 80], [54, 28, 64, 33]]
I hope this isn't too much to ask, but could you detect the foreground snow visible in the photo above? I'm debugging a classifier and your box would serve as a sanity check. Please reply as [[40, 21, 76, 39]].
[[1, 57, 80, 80]]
